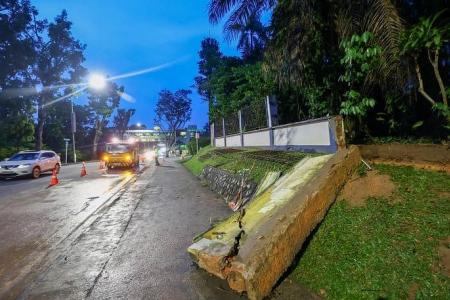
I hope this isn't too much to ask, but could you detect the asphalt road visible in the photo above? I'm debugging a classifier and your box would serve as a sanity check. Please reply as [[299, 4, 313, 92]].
[[0, 159, 317, 300], [0, 161, 145, 299]]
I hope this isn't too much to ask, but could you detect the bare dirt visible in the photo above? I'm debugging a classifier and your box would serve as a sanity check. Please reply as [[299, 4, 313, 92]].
[[438, 237, 450, 278], [338, 170, 396, 207], [358, 144, 450, 174], [407, 282, 419, 300]]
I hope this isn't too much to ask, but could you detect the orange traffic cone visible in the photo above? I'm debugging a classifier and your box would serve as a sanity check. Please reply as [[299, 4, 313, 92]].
[[48, 168, 59, 187], [80, 161, 87, 177]]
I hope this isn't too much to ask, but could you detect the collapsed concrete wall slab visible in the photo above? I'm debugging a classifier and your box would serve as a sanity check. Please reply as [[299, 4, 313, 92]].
[[188, 146, 361, 299]]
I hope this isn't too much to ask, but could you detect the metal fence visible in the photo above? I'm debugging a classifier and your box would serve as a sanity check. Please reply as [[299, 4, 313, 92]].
[[211, 96, 345, 153], [241, 100, 267, 132]]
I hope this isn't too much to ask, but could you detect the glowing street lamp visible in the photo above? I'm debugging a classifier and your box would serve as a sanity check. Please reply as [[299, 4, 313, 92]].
[[137, 122, 141, 127], [70, 72, 108, 163], [88, 73, 107, 90]]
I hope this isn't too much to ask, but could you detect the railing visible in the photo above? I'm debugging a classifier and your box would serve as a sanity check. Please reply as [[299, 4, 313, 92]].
[[211, 96, 345, 153]]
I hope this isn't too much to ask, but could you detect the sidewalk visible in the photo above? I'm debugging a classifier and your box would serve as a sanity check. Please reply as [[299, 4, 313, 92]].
[[88, 158, 242, 299]]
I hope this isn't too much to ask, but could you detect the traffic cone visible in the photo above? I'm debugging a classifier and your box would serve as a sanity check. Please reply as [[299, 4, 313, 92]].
[[98, 160, 107, 174], [80, 161, 87, 177], [48, 168, 59, 187]]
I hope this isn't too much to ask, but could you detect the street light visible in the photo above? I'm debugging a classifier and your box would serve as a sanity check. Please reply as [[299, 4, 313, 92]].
[[70, 72, 107, 163], [88, 73, 107, 91]]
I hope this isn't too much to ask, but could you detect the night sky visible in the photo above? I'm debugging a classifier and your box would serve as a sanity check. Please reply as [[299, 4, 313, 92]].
[[33, 0, 238, 129]]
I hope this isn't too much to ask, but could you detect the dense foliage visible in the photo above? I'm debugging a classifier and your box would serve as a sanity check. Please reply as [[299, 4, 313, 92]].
[[0, 1, 130, 160], [200, 0, 450, 142]]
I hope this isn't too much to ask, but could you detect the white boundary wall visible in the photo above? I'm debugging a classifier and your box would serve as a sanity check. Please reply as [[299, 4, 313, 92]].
[[226, 134, 241, 147], [243, 131, 270, 147], [273, 120, 330, 146], [213, 116, 344, 153], [215, 137, 225, 147]]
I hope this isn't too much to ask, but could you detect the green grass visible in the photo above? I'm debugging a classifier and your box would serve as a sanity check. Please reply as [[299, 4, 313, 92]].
[[182, 146, 308, 184], [293, 165, 450, 299]]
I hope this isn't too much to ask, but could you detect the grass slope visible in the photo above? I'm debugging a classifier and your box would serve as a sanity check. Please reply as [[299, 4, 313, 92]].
[[293, 164, 450, 299], [182, 146, 308, 184]]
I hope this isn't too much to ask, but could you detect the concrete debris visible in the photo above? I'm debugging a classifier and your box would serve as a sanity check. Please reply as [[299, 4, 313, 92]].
[[188, 146, 361, 299], [253, 171, 282, 198]]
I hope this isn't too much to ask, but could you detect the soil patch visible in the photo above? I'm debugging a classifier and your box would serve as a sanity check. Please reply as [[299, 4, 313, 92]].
[[438, 237, 450, 278], [407, 282, 419, 300], [338, 170, 396, 207], [358, 144, 450, 174]]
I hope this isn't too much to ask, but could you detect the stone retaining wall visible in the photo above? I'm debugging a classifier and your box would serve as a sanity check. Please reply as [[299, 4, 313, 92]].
[[200, 166, 257, 204]]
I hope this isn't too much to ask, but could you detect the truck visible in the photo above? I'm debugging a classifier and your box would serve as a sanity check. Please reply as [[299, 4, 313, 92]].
[[102, 142, 139, 169]]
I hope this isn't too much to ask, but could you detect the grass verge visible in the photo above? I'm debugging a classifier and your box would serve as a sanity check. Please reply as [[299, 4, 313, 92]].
[[182, 146, 309, 184], [293, 164, 450, 299]]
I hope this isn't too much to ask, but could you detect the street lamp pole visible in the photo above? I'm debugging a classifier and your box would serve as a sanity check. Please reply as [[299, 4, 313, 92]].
[[71, 99, 77, 163], [64, 138, 70, 164]]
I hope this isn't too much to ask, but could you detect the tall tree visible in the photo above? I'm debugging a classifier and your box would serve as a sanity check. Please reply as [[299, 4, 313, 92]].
[[87, 81, 122, 158], [194, 38, 223, 109], [224, 13, 269, 61], [402, 12, 449, 110], [113, 108, 135, 138], [34, 10, 86, 150], [208, 0, 275, 31], [0, 0, 40, 150], [154, 89, 192, 148]]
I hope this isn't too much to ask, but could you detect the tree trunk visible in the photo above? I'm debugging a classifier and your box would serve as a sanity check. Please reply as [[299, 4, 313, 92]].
[[428, 49, 448, 107], [92, 118, 103, 159], [35, 97, 46, 150], [414, 58, 436, 106]]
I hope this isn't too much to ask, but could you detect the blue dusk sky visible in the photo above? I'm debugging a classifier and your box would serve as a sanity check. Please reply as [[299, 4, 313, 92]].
[[33, 0, 239, 129]]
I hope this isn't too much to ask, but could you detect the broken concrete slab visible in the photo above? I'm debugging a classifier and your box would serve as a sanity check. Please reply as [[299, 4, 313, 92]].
[[253, 171, 281, 198], [188, 146, 361, 299]]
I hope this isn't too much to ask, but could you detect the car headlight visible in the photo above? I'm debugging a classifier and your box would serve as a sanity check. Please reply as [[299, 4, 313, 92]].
[[17, 164, 31, 168]]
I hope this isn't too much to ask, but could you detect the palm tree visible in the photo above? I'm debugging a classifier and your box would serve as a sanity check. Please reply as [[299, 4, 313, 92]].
[[208, 0, 276, 26], [224, 13, 269, 61], [208, 0, 275, 56], [265, 0, 405, 89], [336, 0, 405, 88]]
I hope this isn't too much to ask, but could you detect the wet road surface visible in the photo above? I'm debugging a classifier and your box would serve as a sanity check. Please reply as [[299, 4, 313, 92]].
[[0, 162, 144, 299], [15, 159, 241, 300], [0, 159, 317, 299]]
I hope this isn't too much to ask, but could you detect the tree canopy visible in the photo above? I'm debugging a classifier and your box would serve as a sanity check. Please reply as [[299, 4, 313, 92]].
[[201, 0, 450, 141], [0, 2, 130, 160], [154, 89, 192, 147]]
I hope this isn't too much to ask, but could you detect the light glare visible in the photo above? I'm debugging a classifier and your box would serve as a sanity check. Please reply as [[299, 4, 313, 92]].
[[88, 73, 107, 90]]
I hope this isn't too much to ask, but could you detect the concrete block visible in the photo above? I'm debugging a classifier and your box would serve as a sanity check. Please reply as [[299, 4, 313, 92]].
[[188, 146, 361, 299]]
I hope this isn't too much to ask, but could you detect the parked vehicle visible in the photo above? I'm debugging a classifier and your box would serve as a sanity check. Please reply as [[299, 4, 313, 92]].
[[102, 142, 139, 169], [0, 150, 61, 179]]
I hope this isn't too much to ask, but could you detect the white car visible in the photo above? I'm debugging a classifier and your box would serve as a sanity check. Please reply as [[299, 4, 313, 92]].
[[0, 150, 61, 179]]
